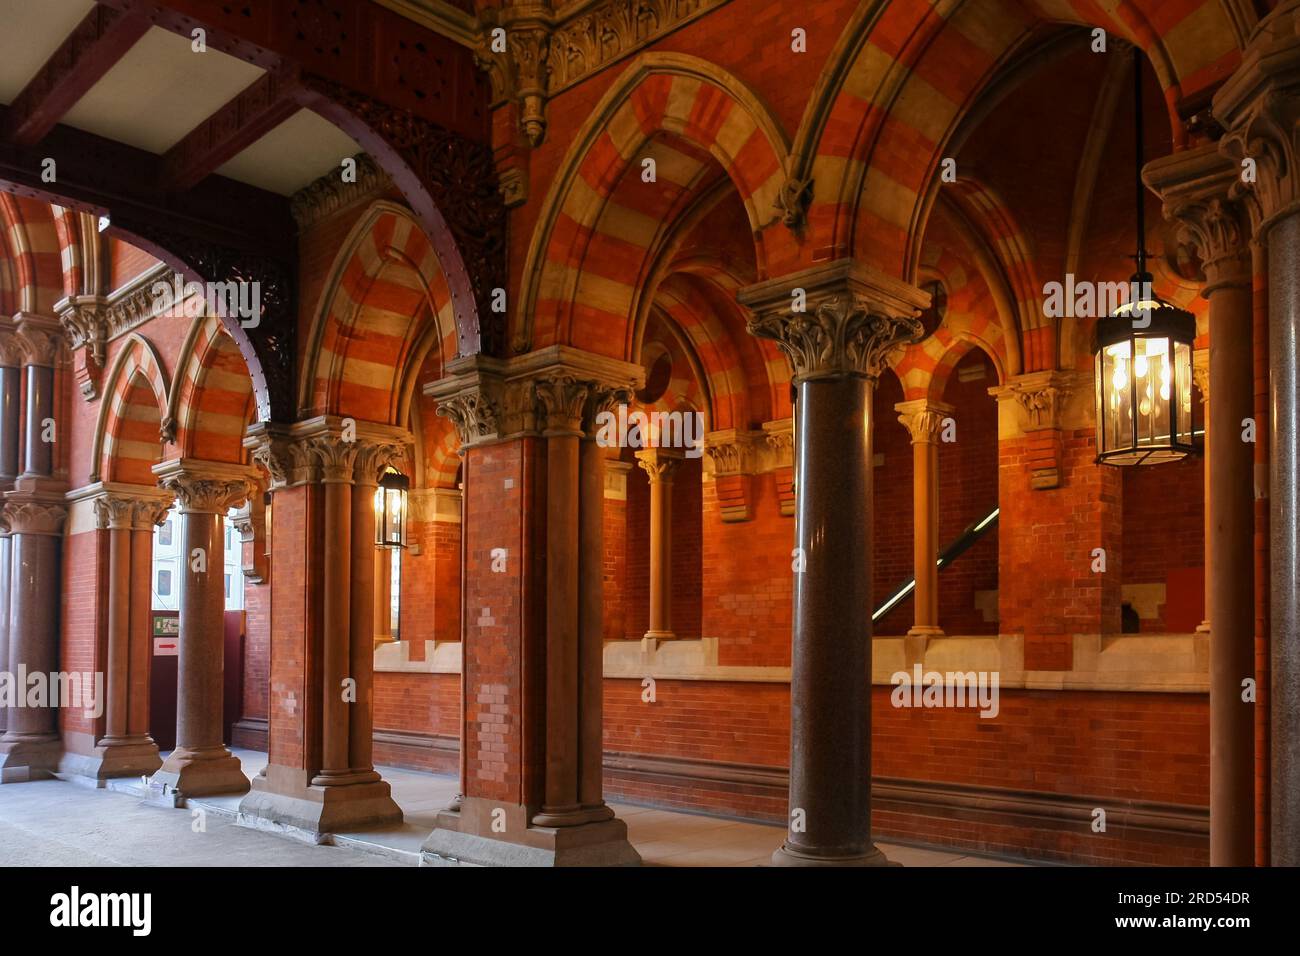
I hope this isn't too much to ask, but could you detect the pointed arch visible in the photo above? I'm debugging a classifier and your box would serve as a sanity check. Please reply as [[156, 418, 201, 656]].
[[517, 52, 794, 356], [794, 0, 1249, 277], [0, 194, 62, 315], [90, 333, 169, 483], [299, 199, 459, 425], [170, 314, 256, 464]]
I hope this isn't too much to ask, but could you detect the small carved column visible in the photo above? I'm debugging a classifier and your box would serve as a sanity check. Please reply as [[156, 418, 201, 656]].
[[579, 388, 628, 818], [896, 398, 953, 643], [15, 315, 60, 479], [349, 442, 403, 780], [152, 459, 257, 797], [0, 328, 21, 484], [1193, 351, 1211, 634], [635, 447, 684, 643], [0, 499, 67, 781], [740, 260, 925, 866], [1148, 144, 1256, 866], [91, 492, 169, 777], [533, 374, 589, 826]]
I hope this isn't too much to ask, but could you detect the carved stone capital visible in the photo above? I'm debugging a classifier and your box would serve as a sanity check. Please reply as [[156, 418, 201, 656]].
[[245, 423, 312, 490], [92, 491, 173, 532], [738, 261, 927, 384], [13, 313, 64, 367], [0, 326, 23, 366], [437, 388, 503, 447], [703, 428, 761, 476], [1145, 144, 1252, 290], [153, 459, 259, 515], [1214, 6, 1300, 233], [353, 440, 407, 487], [990, 370, 1088, 433], [1, 497, 68, 536], [895, 399, 955, 444], [635, 447, 683, 483], [536, 374, 589, 435]]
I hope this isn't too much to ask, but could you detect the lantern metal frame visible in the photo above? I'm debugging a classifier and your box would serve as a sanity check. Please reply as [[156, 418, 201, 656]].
[[374, 468, 410, 550], [1091, 44, 1201, 468], [1092, 289, 1198, 466]]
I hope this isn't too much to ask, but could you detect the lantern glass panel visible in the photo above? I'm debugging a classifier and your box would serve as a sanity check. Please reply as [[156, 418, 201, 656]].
[[1100, 340, 1132, 455], [1175, 341, 1193, 446]]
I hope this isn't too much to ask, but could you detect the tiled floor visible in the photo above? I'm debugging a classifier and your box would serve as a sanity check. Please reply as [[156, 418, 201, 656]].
[[0, 748, 1024, 867]]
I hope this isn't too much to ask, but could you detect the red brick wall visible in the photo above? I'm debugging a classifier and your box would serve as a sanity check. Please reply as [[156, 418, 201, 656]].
[[603, 472, 628, 640], [937, 351, 1000, 635], [624, 463, 649, 639], [703, 474, 793, 667], [241, 578, 269, 725], [999, 428, 1123, 670], [59, 529, 105, 742], [673, 455, 703, 639], [873, 373, 914, 634], [1122, 455, 1204, 631]]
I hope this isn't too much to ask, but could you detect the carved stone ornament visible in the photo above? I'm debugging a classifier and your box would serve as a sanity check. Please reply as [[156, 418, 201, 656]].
[[436, 390, 501, 446], [2, 499, 69, 536]]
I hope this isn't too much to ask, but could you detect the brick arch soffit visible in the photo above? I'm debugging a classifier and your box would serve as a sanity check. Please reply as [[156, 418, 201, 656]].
[[167, 312, 254, 462], [298, 199, 459, 427], [787, 0, 1252, 280], [923, 334, 1004, 406], [0, 194, 62, 315], [637, 304, 714, 434], [514, 51, 794, 355], [88, 332, 169, 483]]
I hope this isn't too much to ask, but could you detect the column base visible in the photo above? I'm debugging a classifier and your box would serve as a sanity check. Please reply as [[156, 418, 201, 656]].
[[152, 745, 250, 798], [1195, 620, 1212, 634], [0, 733, 61, 783], [531, 803, 616, 827], [423, 796, 640, 867], [237, 768, 402, 836], [643, 630, 677, 642], [770, 842, 897, 867], [60, 736, 162, 782]]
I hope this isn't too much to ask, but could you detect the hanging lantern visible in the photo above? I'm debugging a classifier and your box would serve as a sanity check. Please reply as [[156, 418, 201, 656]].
[[374, 468, 409, 549], [1093, 289, 1197, 465], [1092, 46, 1200, 467]]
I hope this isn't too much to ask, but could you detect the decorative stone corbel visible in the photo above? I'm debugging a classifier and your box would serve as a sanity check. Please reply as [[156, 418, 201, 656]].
[[55, 294, 109, 400]]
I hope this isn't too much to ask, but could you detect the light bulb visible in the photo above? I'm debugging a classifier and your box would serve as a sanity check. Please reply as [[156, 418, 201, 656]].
[[1139, 398, 1151, 416], [1134, 355, 1148, 378]]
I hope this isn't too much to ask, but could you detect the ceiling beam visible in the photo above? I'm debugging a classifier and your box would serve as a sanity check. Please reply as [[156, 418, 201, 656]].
[[4, 4, 151, 147], [161, 66, 305, 190], [0, 107, 295, 260]]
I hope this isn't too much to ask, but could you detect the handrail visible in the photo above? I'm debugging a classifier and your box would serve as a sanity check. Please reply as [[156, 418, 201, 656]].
[[872, 507, 1000, 622]]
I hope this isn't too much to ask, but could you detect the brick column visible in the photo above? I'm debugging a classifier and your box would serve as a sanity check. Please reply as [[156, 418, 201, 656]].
[[741, 260, 926, 866], [1216, 6, 1300, 864], [152, 459, 258, 797], [238, 418, 405, 833], [635, 447, 683, 642], [0, 316, 67, 782], [422, 350, 641, 866], [896, 399, 953, 644], [0, 329, 19, 738], [1148, 146, 1256, 865]]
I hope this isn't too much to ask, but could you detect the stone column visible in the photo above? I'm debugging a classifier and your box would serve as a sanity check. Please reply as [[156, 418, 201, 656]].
[[579, 388, 628, 816], [0, 499, 67, 781], [533, 374, 590, 826], [313, 441, 356, 785], [740, 260, 925, 866], [895, 399, 953, 644], [374, 549, 392, 643], [349, 443, 403, 779], [1215, 11, 1300, 864], [151, 459, 257, 797], [0, 316, 66, 782], [635, 447, 683, 642], [1193, 351, 1211, 634], [0, 328, 21, 484], [1148, 144, 1258, 866], [87, 492, 170, 778]]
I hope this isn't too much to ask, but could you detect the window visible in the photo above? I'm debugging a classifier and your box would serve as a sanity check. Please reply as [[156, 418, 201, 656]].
[[156, 569, 172, 597], [390, 548, 401, 640], [158, 519, 173, 547]]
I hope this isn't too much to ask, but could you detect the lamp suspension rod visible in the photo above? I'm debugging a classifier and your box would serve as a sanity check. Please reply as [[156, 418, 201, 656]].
[[1133, 44, 1147, 278]]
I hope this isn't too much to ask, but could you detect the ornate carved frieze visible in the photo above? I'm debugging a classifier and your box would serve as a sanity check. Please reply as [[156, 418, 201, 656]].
[[290, 153, 392, 231], [737, 261, 928, 384], [475, 0, 730, 147], [243, 418, 413, 490]]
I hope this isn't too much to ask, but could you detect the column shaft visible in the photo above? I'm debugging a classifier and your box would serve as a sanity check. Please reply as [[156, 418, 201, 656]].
[[578, 440, 611, 814], [1268, 213, 1300, 866], [349, 479, 378, 777], [912, 439, 940, 633], [0, 365, 19, 481], [104, 525, 132, 740], [781, 377, 882, 864], [22, 365, 53, 478], [317, 479, 353, 781], [537, 431, 581, 821]]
